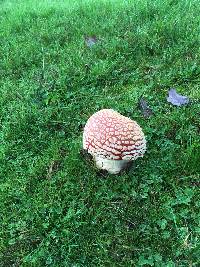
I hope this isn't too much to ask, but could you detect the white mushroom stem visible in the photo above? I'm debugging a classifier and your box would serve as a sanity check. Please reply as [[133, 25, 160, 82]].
[[94, 155, 130, 174]]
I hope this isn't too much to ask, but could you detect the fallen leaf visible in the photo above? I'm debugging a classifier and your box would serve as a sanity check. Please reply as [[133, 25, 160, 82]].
[[80, 149, 93, 162], [167, 88, 189, 106], [84, 35, 98, 48], [96, 169, 108, 179], [47, 160, 60, 179], [139, 97, 153, 118]]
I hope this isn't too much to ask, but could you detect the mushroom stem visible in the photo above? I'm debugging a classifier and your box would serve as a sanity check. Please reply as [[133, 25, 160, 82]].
[[94, 155, 130, 174]]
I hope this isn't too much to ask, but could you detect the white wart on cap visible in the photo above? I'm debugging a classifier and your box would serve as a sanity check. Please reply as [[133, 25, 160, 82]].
[[83, 109, 146, 174]]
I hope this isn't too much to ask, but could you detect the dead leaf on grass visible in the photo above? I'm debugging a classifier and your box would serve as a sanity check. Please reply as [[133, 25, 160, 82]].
[[139, 97, 153, 118], [84, 35, 98, 48], [167, 88, 189, 106], [47, 160, 60, 179]]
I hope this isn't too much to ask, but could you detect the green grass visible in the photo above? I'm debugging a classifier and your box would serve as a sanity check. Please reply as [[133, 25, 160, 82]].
[[0, 0, 200, 266]]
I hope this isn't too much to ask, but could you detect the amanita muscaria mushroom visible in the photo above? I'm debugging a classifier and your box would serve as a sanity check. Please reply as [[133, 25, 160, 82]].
[[83, 109, 146, 174]]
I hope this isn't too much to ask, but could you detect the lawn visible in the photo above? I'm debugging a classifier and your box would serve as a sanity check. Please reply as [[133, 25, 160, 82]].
[[0, 0, 200, 266]]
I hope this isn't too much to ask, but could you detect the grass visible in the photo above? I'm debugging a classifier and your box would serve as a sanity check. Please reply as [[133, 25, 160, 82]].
[[0, 0, 200, 266]]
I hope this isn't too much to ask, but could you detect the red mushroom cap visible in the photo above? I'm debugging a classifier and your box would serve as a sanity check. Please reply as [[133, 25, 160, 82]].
[[83, 109, 146, 160]]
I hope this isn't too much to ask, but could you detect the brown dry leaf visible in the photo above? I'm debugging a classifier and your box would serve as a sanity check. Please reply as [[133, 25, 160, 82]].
[[84, 35, 98, 48], [47, 160, 60, 179], [167, 88, 189, 106], [80, 149, 93, 162], [139, 97, 153, 118]]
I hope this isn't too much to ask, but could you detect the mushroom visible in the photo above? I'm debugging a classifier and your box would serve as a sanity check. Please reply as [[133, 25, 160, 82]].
[[83, 109, 146, 174]]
